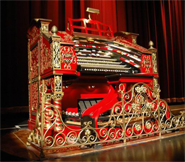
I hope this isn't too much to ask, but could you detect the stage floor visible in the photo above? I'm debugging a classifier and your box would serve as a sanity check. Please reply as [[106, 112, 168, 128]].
[[1, 104, 185, 161], [1, 129, 185, 161]]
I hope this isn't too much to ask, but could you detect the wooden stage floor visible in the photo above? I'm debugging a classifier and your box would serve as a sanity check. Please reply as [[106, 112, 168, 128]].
[[1, 104, 185, 161], [1, 129, 185, 161]]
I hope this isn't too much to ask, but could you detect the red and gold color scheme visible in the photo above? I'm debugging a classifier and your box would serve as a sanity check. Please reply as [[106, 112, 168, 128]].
[[27, 9, 185, 156]]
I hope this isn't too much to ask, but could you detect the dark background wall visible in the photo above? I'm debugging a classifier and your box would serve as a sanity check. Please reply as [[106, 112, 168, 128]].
[[1, 0, 184, 108]]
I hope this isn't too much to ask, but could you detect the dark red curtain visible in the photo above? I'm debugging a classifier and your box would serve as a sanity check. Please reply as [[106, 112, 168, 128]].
[[1, 0, 184, 108], [159, 0, 184, 102], [124, 0, 184, 103]]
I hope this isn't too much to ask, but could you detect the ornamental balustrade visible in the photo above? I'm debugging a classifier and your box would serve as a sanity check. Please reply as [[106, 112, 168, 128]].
[[27, 82, 185, 151]]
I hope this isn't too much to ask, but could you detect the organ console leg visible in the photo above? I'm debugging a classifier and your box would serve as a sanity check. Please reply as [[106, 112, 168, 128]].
[[44, 94, 52, 129], [53, 75, 63, 132], [53, 96, 63, 131]]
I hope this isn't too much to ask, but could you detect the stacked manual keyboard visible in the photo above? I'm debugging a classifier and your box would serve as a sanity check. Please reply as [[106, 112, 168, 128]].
[[73, 37, 133, 73], [77, 56, 130, 72]]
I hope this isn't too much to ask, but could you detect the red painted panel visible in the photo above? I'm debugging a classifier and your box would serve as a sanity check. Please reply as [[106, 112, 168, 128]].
[[80, 93, 107, 99], [60, 46, 77, 71], [62, 80, 109, 110]]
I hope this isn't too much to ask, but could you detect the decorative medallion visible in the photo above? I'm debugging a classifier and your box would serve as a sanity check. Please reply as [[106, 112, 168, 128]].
[[135, 124, 141, 131], [61, 46, 76, 70]]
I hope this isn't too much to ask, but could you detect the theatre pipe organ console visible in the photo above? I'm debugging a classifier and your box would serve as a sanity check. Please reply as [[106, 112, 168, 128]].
[[27, 10, 185, 151]]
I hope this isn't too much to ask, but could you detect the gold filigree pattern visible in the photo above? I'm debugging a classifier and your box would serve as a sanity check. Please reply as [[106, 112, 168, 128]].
[[59, 32, 73, 43], [28, 41, 31, 82], [42, 42, 51, 73], [30, 27, 40, 46], [152, 53, 158, 73], [31, 46, 39, 79], [31, 82, 39, 111], [52, 41, 61, 69], [44, 94, 52, 129], [41, 23, 49, 32], [135, 85, 147, 93], [54, 76, 62, 92], [29, 84, 31, 119], [153, 78, 159, 94], [27, 82, 185, 151]]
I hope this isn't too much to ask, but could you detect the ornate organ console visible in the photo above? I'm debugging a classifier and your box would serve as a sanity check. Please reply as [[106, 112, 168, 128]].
[[27, 9, 185, 153]]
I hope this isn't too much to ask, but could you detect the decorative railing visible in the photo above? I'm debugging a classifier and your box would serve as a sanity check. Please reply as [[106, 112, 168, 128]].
[[27, 82, 185, 154], [67, 18, 114, 38]]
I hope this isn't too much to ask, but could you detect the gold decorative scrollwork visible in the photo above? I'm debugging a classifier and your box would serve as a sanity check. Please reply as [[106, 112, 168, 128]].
[[32, 82, 39, 111], [30, 27, 40, 46], [152, 53, 158, 73], [41, 23, 49, 32], [31, 46, 39, 79], [52, 41, 61, 69], [42, 42, 51, 73], [54, 76, 62, 92], [61, 46, 76, 70], [27, 82, 185, 151], [135, 85, 147, 93]]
